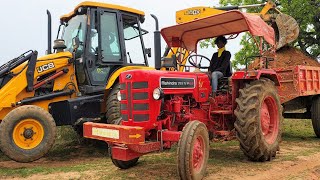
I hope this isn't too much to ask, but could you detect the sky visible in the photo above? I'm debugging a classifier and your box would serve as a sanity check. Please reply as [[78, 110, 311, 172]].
[[0, 0, 242, 66]]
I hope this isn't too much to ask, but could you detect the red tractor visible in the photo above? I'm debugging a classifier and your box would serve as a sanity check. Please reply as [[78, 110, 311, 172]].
[[83, 11, 282, 179]]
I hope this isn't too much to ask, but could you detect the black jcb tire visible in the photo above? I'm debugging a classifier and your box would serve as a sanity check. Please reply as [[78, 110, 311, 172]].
[[109, 147, 139, 169], [234, 78, 282, 162], [177, 120, 209, 180], [105, 83, 121, 124], [311, 96, 320, 137], [0, 105, 56, 162]]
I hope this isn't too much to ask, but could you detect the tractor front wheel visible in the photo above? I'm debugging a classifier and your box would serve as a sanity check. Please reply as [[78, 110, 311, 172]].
[[311, 96, 320, 137], [177, 120, 209, 180], [234, 78, 282, 161], [0, 105, 56, 162]]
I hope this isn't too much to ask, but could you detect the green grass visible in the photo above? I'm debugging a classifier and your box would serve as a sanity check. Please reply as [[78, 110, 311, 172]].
[[0, 160, 109, 178], [0, 119, 318, 179], [282, 119, 316, 141]]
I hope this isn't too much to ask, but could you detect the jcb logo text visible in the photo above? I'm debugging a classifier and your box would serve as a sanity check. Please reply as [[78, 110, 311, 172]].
[[37, 62, 55, 73]]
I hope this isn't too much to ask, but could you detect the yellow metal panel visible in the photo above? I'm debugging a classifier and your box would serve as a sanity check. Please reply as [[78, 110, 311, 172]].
[[176, 7, 225, 24], [105, 66, 154, 89], [0, 54, 78, 120], [161, 48, 190, 72], [61, 1, 145, 21], [37, 52, 72, 61]]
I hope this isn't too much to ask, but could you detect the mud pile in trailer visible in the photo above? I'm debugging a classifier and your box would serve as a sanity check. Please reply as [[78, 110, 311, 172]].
[[249, 46, 320, 69]]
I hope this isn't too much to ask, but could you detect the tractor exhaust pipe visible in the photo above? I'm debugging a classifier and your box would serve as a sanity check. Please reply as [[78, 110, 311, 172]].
[[46, 10, 52, 54], [151, 14, 161, 70]]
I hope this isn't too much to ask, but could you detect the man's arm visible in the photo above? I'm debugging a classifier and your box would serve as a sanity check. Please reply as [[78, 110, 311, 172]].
[[208, 53, 216, 73]]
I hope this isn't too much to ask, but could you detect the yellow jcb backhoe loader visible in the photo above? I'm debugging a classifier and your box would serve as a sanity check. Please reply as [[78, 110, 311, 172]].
[[0, 1, 158, 162], [162, 0, 299, 72]]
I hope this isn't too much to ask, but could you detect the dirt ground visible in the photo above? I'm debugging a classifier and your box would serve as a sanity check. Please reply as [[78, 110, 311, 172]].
[[0, 119, 319, 180], [206, 148, 320, 180]]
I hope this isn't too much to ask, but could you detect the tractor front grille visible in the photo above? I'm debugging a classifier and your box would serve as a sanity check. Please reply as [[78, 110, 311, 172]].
[[120, 81, 149, 122]]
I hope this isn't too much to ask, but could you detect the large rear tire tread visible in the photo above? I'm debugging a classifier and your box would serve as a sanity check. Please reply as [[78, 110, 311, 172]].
[[105, 83, 121, 124], [177, 120, 209, 180], [234, 78, 282, 162], [0, 105, 56, 162], [311, 96, 320, 138]]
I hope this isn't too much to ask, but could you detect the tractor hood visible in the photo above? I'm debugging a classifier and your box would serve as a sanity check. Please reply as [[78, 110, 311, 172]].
[[119, 69, 211, 102], [118, 69, 211, 131]]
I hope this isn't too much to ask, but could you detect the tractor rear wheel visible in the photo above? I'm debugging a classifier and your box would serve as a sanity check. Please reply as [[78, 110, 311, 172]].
[[234, 78, 282, 161], [311, 96, 320, 137], [0, 105, 56, 162], [105, 83, 121, 124], [177, 120, 209, 180], [109, 147, 139, 169]]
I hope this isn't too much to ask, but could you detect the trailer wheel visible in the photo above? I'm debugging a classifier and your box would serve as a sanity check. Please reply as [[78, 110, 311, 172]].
[[234, 78, 282, 162], [177, 120, 209, 180], [105, 83, 121, 124], [109, 147, 139, 169], [311, 96, 320, 137], [0, 105, 56, 162]]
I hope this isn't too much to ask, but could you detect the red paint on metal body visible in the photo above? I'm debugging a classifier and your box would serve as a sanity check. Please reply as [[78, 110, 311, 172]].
[[275, 66, 320, 103], [83, 122, 145, 144], [127, 142, 161, 154], [162, 131, 181, 142], [260, 96, 279, 144], [112, 146, 142, 161], [193, 136, 205, 171], [120, 70, 211, 132]]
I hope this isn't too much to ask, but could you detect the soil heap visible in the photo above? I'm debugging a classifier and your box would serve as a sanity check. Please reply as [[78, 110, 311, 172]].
[[249, 46, 320, 69]]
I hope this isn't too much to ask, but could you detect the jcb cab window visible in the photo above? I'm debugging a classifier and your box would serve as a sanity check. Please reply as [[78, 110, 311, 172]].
[[100, 12, 121, 62]]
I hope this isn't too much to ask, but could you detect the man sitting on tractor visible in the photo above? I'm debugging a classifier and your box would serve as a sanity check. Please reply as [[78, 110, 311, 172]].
[[208, 36, 231, 95]]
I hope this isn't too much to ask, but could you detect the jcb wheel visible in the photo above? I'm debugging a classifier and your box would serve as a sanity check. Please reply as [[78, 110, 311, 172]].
[[0, 105, 56, 162], [311, 96, 320, 137], [109, 147, 139, 169], [234, 78, 282, 162], [177, 120, 209, 180], [105, 83, 121, 124]]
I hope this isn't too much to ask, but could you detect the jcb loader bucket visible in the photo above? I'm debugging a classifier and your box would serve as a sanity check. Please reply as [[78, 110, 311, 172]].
[[275, 13, 299, 49]]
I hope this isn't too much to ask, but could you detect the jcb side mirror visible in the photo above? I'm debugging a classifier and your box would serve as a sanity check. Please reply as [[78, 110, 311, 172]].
[[72, 37, 80, 51], [145, 48, 151, 58]]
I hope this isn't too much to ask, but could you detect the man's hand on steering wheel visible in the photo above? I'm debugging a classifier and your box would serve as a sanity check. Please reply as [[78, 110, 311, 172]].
[[188, 54, 211, 69]]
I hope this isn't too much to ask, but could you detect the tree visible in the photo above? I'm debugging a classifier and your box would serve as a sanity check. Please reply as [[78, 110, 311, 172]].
[[201, 0, 320, 68]]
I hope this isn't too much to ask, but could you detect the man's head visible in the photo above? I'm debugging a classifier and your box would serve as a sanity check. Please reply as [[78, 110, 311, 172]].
[[215, 36, 227, 49]]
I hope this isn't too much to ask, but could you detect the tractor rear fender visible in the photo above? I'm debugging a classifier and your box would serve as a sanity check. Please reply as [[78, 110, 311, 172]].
[[232, 70, 280, 86], [105, 66, 154, 90], [231, 70, 280, 110]]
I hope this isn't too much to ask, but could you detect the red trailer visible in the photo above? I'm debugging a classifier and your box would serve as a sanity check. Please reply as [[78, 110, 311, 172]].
[[276, 65, 320, 136]]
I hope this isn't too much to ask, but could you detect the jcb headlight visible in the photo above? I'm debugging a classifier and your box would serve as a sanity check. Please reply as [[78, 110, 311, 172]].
[[117, 91, 121, 101], [153, 88, 163, 100]]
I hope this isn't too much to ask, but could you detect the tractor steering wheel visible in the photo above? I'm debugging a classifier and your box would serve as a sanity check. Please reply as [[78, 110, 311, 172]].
[[188, 54, 211, 69]]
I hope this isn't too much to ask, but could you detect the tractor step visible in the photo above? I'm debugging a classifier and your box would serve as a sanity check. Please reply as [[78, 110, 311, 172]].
[[211, 110, 233, 114]]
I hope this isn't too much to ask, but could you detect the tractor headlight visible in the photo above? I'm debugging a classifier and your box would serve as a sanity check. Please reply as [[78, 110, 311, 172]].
[[153, 88, 163, 100], [117, 91, 121, 101]]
